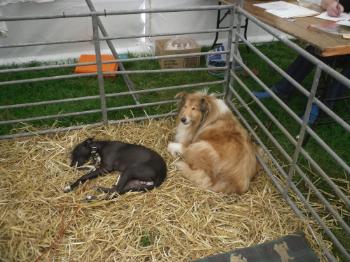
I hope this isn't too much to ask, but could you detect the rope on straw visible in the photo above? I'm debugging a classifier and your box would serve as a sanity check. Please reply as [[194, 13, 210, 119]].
[[34, 203, 82, 262]]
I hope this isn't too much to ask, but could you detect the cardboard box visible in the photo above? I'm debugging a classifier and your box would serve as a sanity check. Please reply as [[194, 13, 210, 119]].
[[155, 38, 200, 69]]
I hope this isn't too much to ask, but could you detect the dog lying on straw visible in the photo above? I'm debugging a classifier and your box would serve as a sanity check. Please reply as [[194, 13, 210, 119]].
[[167, 92, 259, 194], [64, 138, 167, 198]]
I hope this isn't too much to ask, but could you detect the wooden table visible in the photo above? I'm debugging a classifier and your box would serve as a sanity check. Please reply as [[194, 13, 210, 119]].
[[221, 0, 350, 56]]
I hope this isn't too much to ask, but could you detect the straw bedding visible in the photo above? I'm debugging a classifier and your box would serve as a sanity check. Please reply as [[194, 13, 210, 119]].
[[0, 119, 332, 262]]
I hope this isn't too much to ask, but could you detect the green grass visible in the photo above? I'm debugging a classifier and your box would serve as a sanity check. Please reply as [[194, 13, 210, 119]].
[[0, 53, 222, 135], [0, 42, 349, 259], [139, 231, 157, 247]]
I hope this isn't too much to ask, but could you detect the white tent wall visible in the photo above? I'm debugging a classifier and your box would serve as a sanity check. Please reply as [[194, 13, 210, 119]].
[[0, 0, 145, 65], [147, 0, 279, 46], [0, 0, 280, 65], [147, 0, 222, 47]]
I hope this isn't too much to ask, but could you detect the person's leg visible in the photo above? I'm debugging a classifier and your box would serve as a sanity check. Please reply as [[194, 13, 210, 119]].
[[307, 104, 320, 125], [323, 62, 350, 109], [254, 46, 321, 99], [308, 58, 349, 125]]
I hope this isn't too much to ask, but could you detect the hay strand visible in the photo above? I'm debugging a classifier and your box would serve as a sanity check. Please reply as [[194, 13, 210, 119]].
[[0, 119, 334, 261]]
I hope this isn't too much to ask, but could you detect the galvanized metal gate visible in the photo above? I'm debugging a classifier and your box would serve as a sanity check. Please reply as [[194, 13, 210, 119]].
[[0, 1, 349, 261]]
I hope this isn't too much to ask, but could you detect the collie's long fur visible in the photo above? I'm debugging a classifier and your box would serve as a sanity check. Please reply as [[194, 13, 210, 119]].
[[167, 92, 259, 194]]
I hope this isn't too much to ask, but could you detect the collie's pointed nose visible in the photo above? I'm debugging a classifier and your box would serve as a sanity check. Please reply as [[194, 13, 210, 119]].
[[181, 117, 187, 124]]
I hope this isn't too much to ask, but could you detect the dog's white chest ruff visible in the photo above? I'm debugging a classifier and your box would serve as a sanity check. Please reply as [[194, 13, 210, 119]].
[[215, 99, 230, 114], [175, 124, 190, 143]]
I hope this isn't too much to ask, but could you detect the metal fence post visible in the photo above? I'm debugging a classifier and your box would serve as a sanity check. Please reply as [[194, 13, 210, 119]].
[[223, 5, 235, 99], [225, 0, 242, 102], [91, 13, 108, 124], [85, 0, 141, 106], [284, 66, 322, 197]]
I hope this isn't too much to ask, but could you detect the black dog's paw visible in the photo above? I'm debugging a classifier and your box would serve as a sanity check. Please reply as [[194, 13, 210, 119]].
[[63, 185, 72, 193], [103, 192, 119, 200], [96, 186, 112, 193], [85, 195, 97, 201]]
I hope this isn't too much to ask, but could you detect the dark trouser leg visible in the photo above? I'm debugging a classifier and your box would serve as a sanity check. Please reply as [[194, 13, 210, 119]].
[[274, 46, 317, 98], [306, 57, 349, 126], [323, 64, 350, 109]]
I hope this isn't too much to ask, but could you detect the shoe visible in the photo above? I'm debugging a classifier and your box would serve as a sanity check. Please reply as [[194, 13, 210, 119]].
[[253, 86, 280, 100], [252, 90, 272, 99], [253, 86, 290, 100], [301, 103, 319, 125], [308, 103, 319, 125]]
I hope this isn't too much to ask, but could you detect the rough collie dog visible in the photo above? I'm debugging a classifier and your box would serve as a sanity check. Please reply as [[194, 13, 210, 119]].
[[167, 92, 259, 194]]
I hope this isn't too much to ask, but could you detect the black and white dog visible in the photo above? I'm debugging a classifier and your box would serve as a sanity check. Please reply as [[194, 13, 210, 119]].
[[64, 138, 167, 197]]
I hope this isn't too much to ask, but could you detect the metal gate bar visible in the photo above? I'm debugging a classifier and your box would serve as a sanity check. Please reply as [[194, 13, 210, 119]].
[[1, 2, 349, 261], [91, 13, 108, 123], [0, 3, 232, 139], [227, 84, 350, 259], [0, 50, 229, 75], [237, 7, 350, 88], [230, 22, 350, 197], [0, 28, 230, 50], [0, 80, 224, 111], [0, 89, 225, 127], [85, 0, 140, 106], [228, 2, 350, 261], [226, 97, 339, 261], [231, 71, 350, 218], [0, 112, 176, 140], [0, 5, 234, 21], [0, 67, 227, 87], [235, 32, 350, 132], [231, 54, 350, 184]]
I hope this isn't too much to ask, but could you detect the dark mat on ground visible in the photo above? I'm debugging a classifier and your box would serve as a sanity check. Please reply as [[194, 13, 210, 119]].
[[194, 232, 319, 262]]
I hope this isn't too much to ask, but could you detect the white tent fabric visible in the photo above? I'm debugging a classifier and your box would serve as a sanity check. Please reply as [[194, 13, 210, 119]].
[[0, 0, 288, 65], [147, 0, 222, 45], [0, 0, 145, 64], [0, 0, 54, 6], [0, 0, 55, 37], [0, 9, 8, 37]]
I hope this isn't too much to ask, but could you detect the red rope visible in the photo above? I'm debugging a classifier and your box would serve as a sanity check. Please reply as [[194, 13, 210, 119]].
[[34, 203, 81, 262]]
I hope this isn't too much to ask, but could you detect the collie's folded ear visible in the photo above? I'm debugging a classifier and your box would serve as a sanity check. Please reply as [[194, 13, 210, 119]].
[[175, 92, 187, 107], [200, 97, 209, 114], [175, 92, 186, 99]]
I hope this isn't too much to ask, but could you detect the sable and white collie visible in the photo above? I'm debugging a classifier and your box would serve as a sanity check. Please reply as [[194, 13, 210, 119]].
[[167, 91, 259, 194]]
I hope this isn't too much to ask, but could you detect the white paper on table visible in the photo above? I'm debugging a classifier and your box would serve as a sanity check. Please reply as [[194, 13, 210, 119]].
[[315, 11, 350, 21], [267, 6, 319, 18], [337, 20, 350, 26], [254, 1, 293, 10], [254, 1, 319, 18]]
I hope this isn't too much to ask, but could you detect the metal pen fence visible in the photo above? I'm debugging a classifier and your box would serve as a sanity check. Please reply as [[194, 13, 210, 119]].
[[0, 3, 232, 139], [0, 1, 349, 261], [227, 1, 350, 261]]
